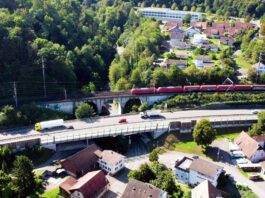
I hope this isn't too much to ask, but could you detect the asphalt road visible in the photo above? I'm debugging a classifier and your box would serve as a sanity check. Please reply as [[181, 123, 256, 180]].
[[0, 109, 261, 143]]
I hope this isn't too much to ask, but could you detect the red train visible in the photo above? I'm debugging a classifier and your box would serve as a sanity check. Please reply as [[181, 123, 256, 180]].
[[130, 85, 265, 94]]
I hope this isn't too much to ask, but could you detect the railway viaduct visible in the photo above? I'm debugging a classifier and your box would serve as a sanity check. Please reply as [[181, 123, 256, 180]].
[[37, 92, 174, 115]]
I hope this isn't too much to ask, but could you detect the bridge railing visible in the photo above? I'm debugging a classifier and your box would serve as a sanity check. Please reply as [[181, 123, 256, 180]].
[[40, 121, 170, 144]]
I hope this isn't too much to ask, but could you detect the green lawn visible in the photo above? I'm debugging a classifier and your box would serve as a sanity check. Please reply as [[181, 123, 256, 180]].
[[235, 54, 252, 69], [174, 141, 205, 156], [41, 187, 62, 198], [216, 132, 239, 141], [174, 132, 240, 156]]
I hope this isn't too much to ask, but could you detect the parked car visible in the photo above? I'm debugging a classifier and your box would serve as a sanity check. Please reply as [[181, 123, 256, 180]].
[[119, 118, 127, 123], [235, 158, 249, 165], [192, 155, 199, 159], [249, 174, 261, 181]]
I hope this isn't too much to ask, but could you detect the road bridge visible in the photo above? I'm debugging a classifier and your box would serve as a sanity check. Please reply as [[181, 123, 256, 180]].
[[0, 113, 257, 151]]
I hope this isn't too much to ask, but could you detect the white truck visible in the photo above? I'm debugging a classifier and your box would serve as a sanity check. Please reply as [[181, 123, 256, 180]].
[[35, 119, 64, 131], [140, 109, 161, 118]]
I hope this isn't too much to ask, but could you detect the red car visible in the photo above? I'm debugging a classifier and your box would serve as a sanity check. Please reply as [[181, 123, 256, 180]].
[[118, 118, 127, 123]]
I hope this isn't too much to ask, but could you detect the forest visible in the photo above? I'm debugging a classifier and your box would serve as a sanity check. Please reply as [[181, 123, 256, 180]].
[[0, 0, 265, 101], [0, 0, 132, 100]]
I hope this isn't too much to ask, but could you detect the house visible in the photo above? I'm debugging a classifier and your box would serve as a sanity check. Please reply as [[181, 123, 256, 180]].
[[97, 150, 125, 175], [212, 22, 229, 29], [122, 179, 167, 198], [190, 22, 208, 30], [191, 180, 225, 198], [193, 56, 212, 68], [253, 62, 265, 74], [175, 51, 191, 59], [235, 131, 265, 163], [226, 27, 241, 37], [201, 44, 219, 52], [61, 144, 100, 177], [235, 22, 255, 30], [59, 170, 109, 198], [205, 27, 225, 38], [169, 26, 185, 46], [175, 157, 224, 187], [175, 42, 192, 50], [191, 34, 208, 45], [161, 59, 188, 70], [163, 21, 183, 31], [220, 37, 234, 46], [184, 26, 201, 37]]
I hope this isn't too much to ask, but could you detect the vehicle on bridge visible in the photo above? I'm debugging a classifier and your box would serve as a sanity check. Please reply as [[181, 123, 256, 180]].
[[118, 118, 127, 123], [140, 109, 161, 118], [35, 119, 64, 131], [130, 84, 265, 94]]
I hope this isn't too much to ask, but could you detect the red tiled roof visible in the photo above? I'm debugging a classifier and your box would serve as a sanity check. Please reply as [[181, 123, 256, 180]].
[[252, 135, 265, 142], [235, 22, 255, 29], [205, 27, 225, 36], [165, 21, 183, 29], [235, 131, 260, 158], [122, 179, 166, 198], [190, 22, 208, 30], [212, 22, 229, 29], [61, 170, 109, 198], [61, 144, 100, 177], [59, 176, 78, 195]]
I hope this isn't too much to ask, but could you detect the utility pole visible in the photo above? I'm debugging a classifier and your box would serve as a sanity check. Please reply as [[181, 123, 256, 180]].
[[256, 52, 263, 83], [42, 56, 47, 98], [13, 81, 18, 107], [64, 88, 67, 100]]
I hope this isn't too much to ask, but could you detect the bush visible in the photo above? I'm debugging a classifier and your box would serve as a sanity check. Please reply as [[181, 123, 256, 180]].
[[75, 102, 95, 119], [149, 149, 159, 162]]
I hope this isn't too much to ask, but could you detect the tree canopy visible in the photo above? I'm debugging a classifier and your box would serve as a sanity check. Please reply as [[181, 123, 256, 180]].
[[193, 118, 216, 148]]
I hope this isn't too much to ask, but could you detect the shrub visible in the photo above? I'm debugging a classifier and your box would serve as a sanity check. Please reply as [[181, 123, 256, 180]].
[[75, 103, 95, 119]]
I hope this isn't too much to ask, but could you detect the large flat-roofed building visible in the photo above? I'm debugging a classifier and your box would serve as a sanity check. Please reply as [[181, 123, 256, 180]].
[[138, 7, 202, 22]]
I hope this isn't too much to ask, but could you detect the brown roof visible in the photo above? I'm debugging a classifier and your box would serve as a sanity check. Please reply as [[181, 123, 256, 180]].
[[196, 56, 211, 61], [220, 36, 234, 43], [212, 22, 229, 29], [99, 150, 125, 166], [235, 22, 255, 29], [60, 170, 109, 197], [60, 176, 78, 195], [252, 135, 265, 142], [165, 59, 188, 66], [191, 180, 223, 198], [190, 22, 208, 30], [235, 131, 260, 158], [175, 51, 191, 57], [61, 144, 100, 177], [122, 179, 166, 198], [189, 158, 223, 178], [165, 21, 183, 29], [169, 27, 185, 40]]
